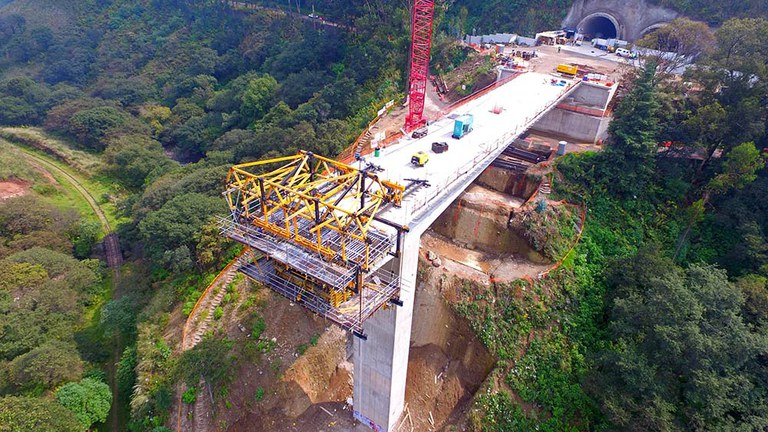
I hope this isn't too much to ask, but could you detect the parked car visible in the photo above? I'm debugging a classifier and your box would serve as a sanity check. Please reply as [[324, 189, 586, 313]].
[[411, 127, 428, 139], [616, 48, 637, 59]]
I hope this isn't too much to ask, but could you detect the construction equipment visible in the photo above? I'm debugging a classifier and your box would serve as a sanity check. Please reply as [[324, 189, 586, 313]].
[[404, 0, 436, 132], [452, 114, 474, 139], [504, 147, 549, 163], [431, 141, 448, 153], [557, 64, 578, 75], [411, 151, 429, 166], [220, 151, 419, 335]]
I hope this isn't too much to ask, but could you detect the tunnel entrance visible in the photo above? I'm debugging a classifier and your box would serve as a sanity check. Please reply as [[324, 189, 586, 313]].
[[580, 14, 618, 39]]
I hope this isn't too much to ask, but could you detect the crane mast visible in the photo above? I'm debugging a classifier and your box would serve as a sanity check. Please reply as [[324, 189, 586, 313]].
[[404, 0, 435, 132]]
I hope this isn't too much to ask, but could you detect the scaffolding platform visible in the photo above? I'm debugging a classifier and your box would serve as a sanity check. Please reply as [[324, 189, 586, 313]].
[[220, 152, 409, 336], [238, 258, 399, 334], [219, 214, 401, 335], [218, 215, 394, 288], [235, 195, 396, 270]]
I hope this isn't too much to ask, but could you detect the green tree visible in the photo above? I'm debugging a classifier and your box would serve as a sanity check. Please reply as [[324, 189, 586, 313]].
[[138, 193, 224, 266], [636, 18, 714, 75], [707, 142, 767, 193], [55, 377, 112, 430], [100, 295, 138, 339], [104, 135, 176, 189], [588, 249, 766, 431], [68, 106, 129, 151], [737, 275, 768, 326], [240, 75, 279, 123], [70, 220, 101, 259], [696, 18, 768, 149], [8, 340, 84, 391], [0, 396, 82, 432], [682, 101, 728, 176], [0, 261, 48, 291], [0, 96, 38, 125], [599, 63, 660, 197], [174, 338, 236, 390], [195, 219, 230, 271], [675, 142, 766, 259]]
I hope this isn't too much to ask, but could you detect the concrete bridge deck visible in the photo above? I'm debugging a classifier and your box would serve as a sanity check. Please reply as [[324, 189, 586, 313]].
[[370, 72, 578, 231]]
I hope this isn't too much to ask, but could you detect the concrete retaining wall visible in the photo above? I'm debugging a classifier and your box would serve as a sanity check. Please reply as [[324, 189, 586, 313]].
[[531, 108, 610, 143], [563, 82, 612, 109]]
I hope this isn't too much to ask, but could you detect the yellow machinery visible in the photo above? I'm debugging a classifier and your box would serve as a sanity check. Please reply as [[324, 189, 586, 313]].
[[226, 151, 406, 271], [223, 151, 409, 319], [556, 64, 578, 75], [272, 261, 353, 307], [411, 151, 429, 166]]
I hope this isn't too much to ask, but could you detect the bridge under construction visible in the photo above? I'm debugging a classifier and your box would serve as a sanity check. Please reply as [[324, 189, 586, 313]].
[[218, 70, 598, 431]]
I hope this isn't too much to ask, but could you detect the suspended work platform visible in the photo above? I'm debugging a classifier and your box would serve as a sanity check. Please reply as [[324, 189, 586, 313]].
[[220, 151, 416, 335]]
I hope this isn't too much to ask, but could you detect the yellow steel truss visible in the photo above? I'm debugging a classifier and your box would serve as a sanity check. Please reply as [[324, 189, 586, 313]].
[[225, 151, 405, 270]]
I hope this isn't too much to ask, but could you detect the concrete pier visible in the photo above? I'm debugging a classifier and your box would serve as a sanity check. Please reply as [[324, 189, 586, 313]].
[[349, 73, 609, 431], [353, 233, 419, 431]]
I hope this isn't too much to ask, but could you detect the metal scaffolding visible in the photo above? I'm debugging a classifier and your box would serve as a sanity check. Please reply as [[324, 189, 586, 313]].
[[221, 151, 409, 336]]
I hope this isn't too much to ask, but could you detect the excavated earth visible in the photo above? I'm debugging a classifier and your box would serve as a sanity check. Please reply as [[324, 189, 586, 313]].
[[0, 179, 29, 200]]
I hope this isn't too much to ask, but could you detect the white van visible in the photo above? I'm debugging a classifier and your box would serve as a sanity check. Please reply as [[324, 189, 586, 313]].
[[616, 48, 636, 59]]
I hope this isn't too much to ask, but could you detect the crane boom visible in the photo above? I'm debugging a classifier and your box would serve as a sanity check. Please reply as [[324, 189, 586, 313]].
[[404, 0, 435, 132]]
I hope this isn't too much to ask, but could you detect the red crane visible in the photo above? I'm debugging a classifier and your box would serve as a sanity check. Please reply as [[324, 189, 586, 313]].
[[404, 0, 435, 132]]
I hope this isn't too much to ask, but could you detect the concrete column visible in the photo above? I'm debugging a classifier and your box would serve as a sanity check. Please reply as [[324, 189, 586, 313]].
[[353, 232, 420, 431]]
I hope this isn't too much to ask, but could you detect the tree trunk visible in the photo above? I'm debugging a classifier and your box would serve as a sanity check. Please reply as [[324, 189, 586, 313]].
[[694, 142, 721, 182]]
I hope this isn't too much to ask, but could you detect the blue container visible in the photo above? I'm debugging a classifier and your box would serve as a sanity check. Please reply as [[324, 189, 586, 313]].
[[452, 114, 474, 139]]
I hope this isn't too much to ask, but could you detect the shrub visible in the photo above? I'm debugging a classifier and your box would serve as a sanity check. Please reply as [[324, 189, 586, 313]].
[[251, 313, 266, 339], [182, 387, 197, 404], [254, 387, 265, 401], [55, 378, 112, 430]]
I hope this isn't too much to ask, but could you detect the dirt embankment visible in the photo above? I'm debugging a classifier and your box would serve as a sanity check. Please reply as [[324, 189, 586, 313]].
[[0, 179, 30, 200], [407, 267, 496, 431], [282, 327, 352, 407], [430, 182, 548, 265]]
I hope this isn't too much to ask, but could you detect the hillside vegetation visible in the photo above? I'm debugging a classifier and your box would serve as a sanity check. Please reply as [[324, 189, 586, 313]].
[[0, 1, 767, 431]]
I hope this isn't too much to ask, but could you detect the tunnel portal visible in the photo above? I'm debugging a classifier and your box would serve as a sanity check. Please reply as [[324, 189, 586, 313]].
[[579, 14, 618, 39], [563, 0, 679, 42]]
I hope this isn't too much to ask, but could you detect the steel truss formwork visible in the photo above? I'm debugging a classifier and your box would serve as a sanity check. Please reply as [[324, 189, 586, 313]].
[[220, 151, 409, 336]]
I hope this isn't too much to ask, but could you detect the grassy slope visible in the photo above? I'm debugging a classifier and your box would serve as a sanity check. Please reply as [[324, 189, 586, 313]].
[[0, 128, 126, 231]]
